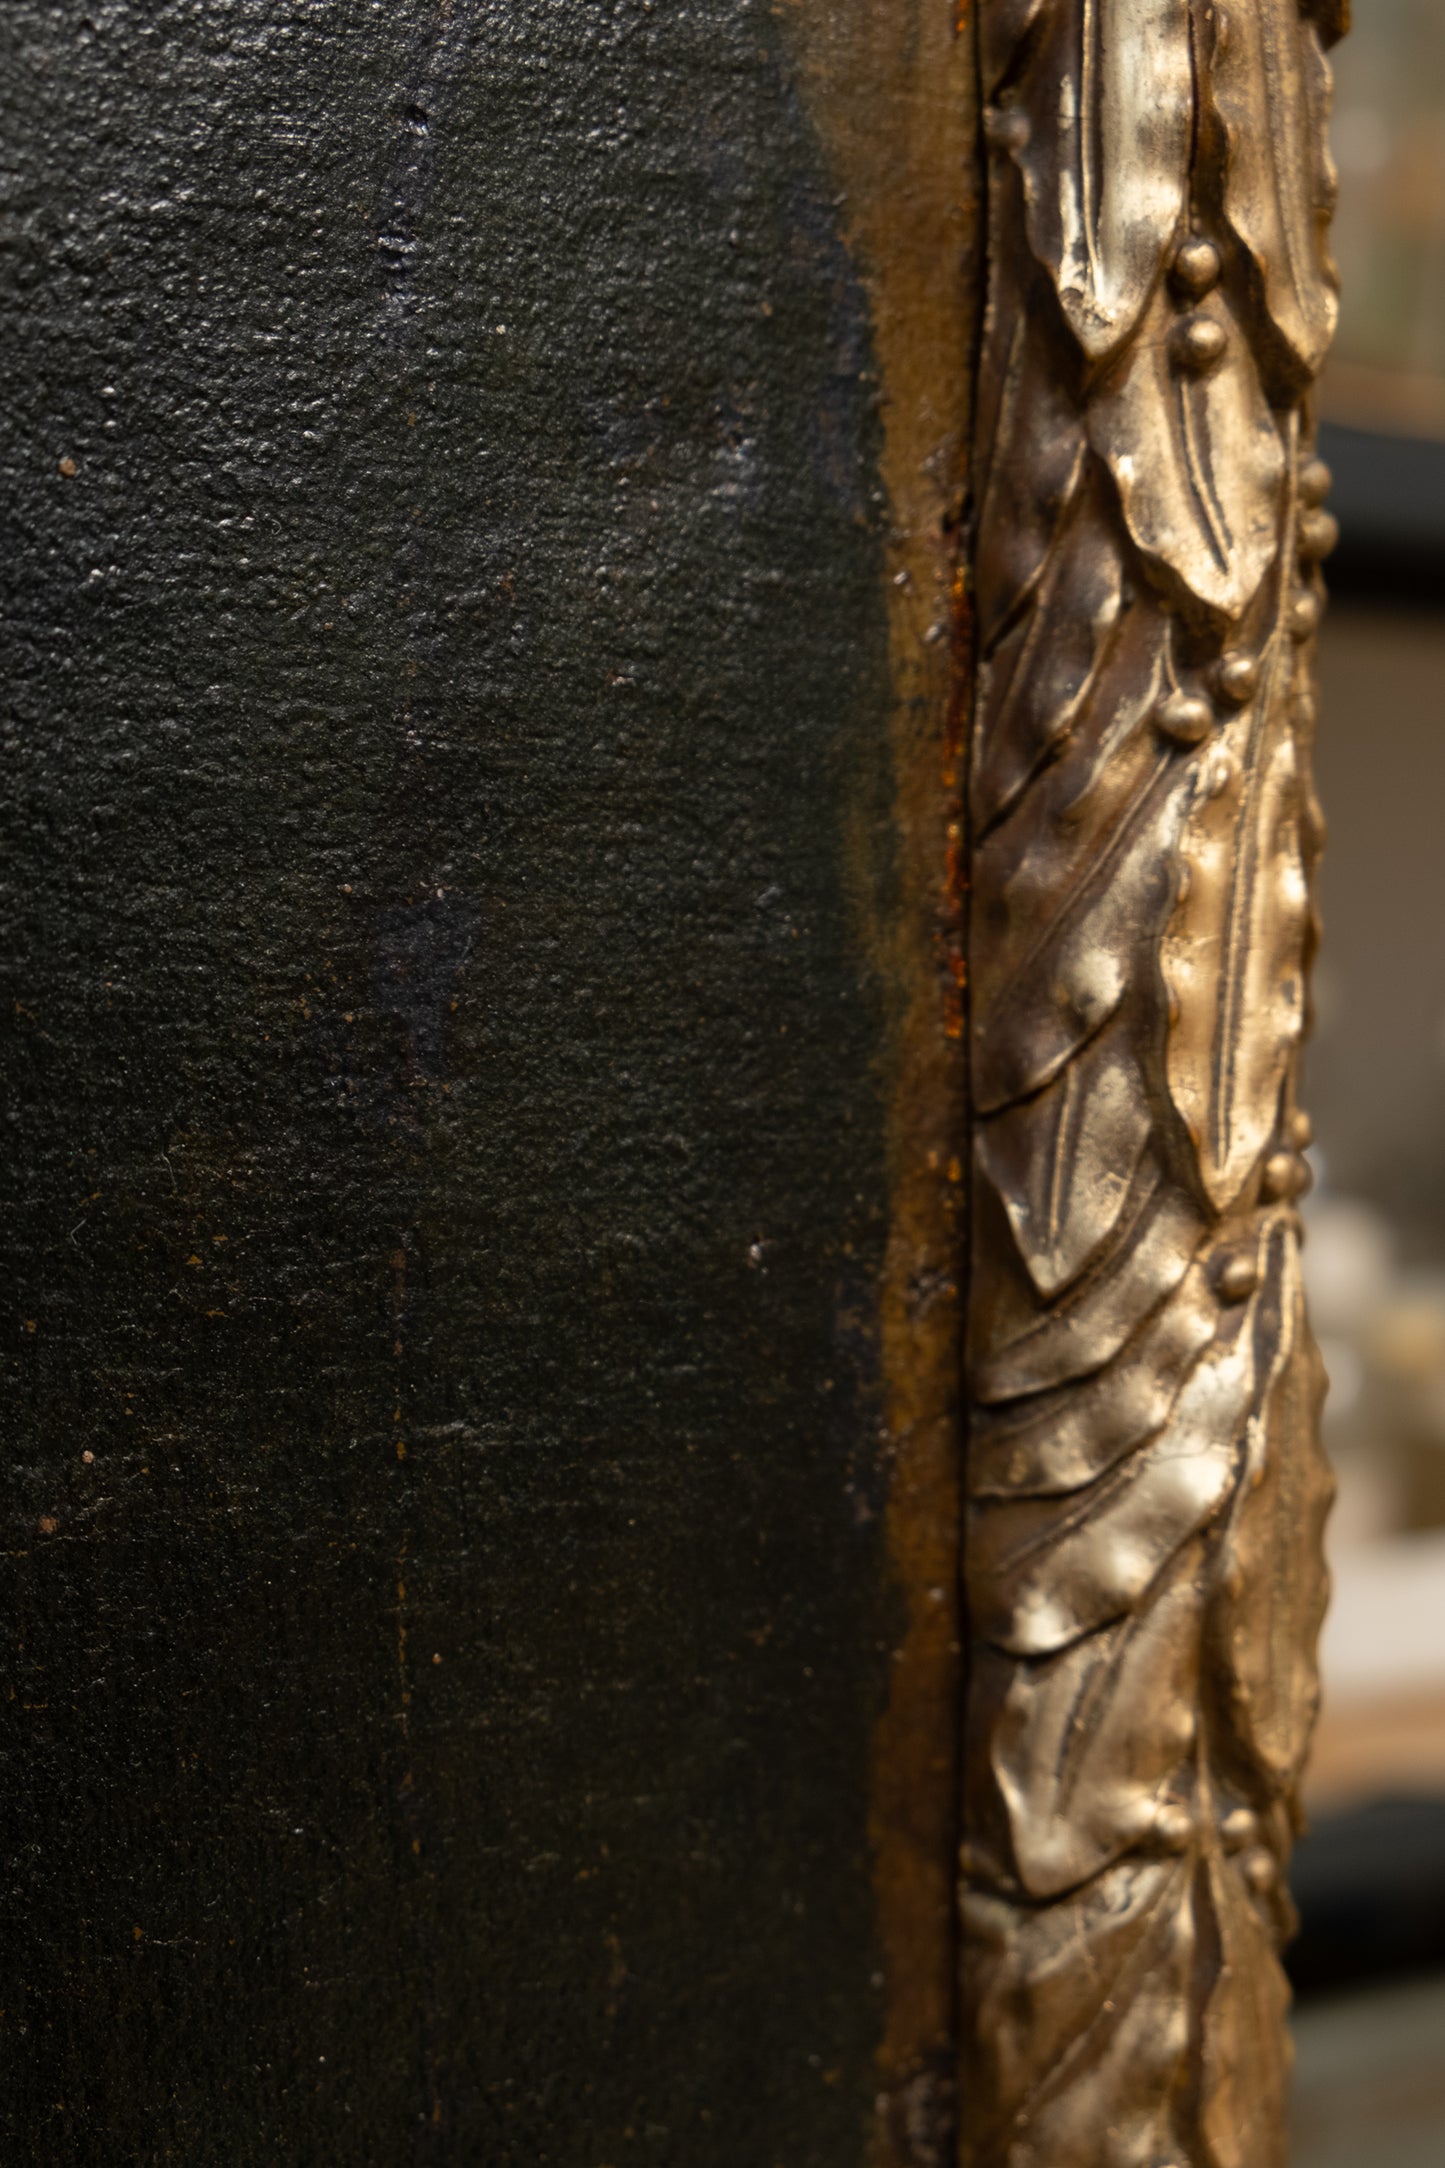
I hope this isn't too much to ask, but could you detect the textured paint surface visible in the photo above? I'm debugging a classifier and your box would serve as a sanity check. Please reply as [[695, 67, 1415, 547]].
[[0, 4, 966, 2159]]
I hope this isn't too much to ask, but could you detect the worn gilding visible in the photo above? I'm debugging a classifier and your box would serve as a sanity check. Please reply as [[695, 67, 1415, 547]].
[[963, 0, 1342, 2160]]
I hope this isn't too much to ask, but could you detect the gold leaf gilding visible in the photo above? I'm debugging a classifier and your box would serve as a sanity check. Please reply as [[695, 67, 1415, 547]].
[[964, 0, 1341, 2157]]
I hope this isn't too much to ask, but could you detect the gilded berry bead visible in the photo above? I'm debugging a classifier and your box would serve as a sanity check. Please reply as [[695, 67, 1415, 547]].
[[1156, 692, 1214, 746], [1298, 507, 1340, 561], [1216, 651, 1259, 706], [1215, 1251, 1259, 1304], [1299, 457, 1332, 508], [1174, 313, 1228, 372], [1289, 588, 1322, 640], [1262, 1150, 1305, 1201], [1172, 237, 1222, 298]]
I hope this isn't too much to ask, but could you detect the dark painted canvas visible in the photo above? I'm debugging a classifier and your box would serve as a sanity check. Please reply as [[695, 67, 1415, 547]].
[[2, 5, 974, 2161]]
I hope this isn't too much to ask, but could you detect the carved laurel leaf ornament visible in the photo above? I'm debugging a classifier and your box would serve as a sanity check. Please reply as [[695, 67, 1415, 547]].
[[963, 0, 1342, 2160]]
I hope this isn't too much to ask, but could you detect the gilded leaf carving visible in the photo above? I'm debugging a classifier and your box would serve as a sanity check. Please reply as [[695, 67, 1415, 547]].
[[962, 1861, 1197, 2168], [972, 757, 1192, 1112], [1088, 286, 1285, 619], [969, 1266, 1219, 1497], [963, 0, 1341, 2156], [977, 1014, 1151, 1298], [976, 1561, 1204, 1894], [972, 480, 1124, 834], [1210, 0, 1341, 377], [972, 250, 1089, 650], [1198, 1857, 1294, 2168], [1162, 626, 1311, 1210], [984, 0, 1195, 363], [1210, 1228, 1334, 1789], [971, 1173, 1204, 1402], [970, 1309, 1255, 1656]]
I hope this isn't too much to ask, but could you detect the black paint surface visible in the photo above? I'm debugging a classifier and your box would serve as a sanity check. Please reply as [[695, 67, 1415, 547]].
[[1, 5, 901, 2160]]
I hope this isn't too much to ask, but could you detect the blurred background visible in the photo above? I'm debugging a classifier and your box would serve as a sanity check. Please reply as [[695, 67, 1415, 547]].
[[1290, 5, 1445, 2160]]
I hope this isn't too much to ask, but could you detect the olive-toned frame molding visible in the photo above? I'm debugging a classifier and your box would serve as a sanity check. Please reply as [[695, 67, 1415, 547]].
[[958, 0, 1346, 2161]]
